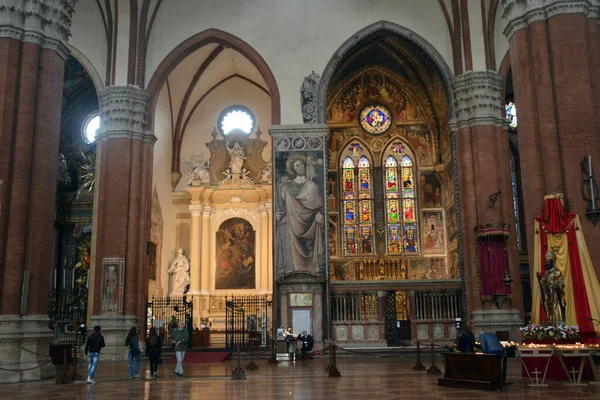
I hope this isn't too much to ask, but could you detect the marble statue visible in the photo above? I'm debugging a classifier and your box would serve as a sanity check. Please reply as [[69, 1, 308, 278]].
[[57, 153, 71, 186], [184, 157, 210, 186], [276, 155, 325, 274], [260, 161, 272, 184], [168, 248, 190, 294], [536, 251, 566, 324], [226, 142, 246, 174], [220, 168, 233, 186], [301, 71, 320, 124], [241, 168, 253, 184]]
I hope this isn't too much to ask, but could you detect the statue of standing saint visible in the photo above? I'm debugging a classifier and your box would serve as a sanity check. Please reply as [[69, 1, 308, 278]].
[[169, 249, 190, 295], [226, 142, 246, 174], [536, 251, 567, 324]]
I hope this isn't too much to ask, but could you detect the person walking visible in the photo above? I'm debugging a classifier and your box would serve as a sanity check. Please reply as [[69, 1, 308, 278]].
[[145, 327, 162, 378], [125, 326, 142, 378], [169, 321, 189, 377], [84, 325, 105, 384]]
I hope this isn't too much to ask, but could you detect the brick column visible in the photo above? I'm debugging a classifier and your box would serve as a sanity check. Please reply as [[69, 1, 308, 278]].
[[451, 71, 523, 337], [0, 0, 77, 383], [502, 0, 600, 274], [90, 85, 156, 361]]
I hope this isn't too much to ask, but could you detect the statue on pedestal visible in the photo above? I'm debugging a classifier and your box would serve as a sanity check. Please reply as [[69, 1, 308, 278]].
[[169, 249, 190, 294], [226, 142, 246, 174], [536, 251, 566, 324]]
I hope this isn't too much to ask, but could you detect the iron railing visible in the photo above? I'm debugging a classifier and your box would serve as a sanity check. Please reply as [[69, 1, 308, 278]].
[[225, 295, 272, 348], [146, 296, 194, 349]]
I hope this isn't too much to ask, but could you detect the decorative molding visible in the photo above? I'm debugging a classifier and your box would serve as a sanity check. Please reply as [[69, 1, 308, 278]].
[[501, 0, 600, 39], [301, 71, 320, 124], [228, 195, 243, 203], [213, 206, 257, 229], [449, 71, 507, 131], [0, 0, 77, 59], [269, 124, 328, 151], [97, 86, 153, 142], [189, 204, 203, 217], [202, 205, 215, 218]]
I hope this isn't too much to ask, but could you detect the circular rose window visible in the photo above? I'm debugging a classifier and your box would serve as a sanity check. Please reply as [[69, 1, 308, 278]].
[[360, 104, 392, 135]]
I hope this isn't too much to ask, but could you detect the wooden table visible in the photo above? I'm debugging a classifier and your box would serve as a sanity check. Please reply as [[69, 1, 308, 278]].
[[517, 345, 554, 387]]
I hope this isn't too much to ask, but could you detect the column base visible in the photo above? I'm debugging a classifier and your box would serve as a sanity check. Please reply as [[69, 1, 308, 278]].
[[0, 315, 54, 384], [471, 309, 523, 340], [90, 315, 138, 361]]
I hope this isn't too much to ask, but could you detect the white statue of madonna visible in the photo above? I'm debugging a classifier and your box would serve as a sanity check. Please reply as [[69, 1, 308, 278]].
[[168, 248, 190, 294], [226, 142, 246, 174]]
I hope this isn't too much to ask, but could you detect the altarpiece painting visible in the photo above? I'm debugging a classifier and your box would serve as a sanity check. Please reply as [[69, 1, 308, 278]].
[[215, 218, 256, 289]]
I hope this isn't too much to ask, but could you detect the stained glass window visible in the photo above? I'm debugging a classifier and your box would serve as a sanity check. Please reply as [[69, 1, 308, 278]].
[[341, 144, 374, 255], [384, 142, 418, 254], [505, 102, 517, 130], [360, 105, 392, 135], [510, 153, 522, 250]]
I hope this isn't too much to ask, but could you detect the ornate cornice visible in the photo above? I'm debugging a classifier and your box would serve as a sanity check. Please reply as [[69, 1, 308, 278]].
[[268, 124, 328, 151], [97, 86, 154, 143], [0, 0, 77, 59], [501, 0, 600, 39], [449, 71, 507, 131]]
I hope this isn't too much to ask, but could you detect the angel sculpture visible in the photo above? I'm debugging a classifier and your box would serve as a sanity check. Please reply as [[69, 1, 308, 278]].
[[241, 168, 254, 184], [184, 157, 210, 186], [260, 161, 272, 184]]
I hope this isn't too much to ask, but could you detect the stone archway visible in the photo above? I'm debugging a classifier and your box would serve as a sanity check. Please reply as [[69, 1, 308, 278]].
[[145, 29, 281, 132], [316, 20, 455, 124]]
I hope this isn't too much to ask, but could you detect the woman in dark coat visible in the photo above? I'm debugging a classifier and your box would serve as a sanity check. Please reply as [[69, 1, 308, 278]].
[[145, 327, 162, 378]]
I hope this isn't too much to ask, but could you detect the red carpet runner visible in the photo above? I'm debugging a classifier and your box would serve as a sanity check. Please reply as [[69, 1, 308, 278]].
[[165, 352, 230, 363]]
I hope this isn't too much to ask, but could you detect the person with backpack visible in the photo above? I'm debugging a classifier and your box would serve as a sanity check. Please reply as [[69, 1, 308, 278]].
[[84, 325, 105, 384], [145, 327, 162, 378], [125, 326, 141, 378]]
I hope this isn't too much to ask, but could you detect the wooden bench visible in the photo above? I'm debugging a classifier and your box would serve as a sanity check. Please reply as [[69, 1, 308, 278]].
[[438, 352, 506, 390]]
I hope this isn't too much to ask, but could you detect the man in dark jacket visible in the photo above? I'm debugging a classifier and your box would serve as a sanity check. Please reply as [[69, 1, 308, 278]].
[[297, 331, 314, 359], [84, 325, 105, 384], [455, 323, 475, 353]]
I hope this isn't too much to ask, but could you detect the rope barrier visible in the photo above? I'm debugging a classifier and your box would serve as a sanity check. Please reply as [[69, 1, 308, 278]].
[[20, 347, 53, 358], [0, 353, 62, 372]]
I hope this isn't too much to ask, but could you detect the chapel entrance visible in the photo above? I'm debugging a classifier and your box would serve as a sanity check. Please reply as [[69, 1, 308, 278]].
[[384, 291, 411, 346]]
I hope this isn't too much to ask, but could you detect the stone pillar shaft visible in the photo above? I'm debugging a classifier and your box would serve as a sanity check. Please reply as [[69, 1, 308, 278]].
[[502, 0, 600, 272], [0, 0, 77, 382], [451, 71, 523, 326], [260, 205, 269, 292], [200, 206, 213, 293], [188, 204, 202, 294], [92, 86, 156, 335]]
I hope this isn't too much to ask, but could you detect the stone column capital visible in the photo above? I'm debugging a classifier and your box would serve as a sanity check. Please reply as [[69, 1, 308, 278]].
[[189, 204, 203, 217], [501, 0, 600, 40], [97, 85, 153, 142], [202, 205, 214, 218], [0, 0, 77, 59], [449, 71, 507, 131]]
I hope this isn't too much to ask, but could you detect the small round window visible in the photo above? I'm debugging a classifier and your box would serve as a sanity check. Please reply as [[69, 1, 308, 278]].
[[82, 113, 100, 144], [360, 104, 392, 135], [218, 106, 255, 135]]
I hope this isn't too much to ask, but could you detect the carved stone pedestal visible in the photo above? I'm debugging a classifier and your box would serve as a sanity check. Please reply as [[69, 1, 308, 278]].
[[0, 315, 54, 384], [471, 309, 522, 340], [90, 315, 139, 361]]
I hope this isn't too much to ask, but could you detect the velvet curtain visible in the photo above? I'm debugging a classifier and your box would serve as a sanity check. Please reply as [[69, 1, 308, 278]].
[[478, 235, 510, 297]]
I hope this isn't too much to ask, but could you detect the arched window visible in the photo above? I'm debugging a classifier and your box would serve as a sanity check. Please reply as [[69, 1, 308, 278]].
[[384, 142, 418, 254], [341, 143, 374, 255]]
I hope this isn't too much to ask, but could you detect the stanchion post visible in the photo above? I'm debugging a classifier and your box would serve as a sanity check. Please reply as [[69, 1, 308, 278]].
[[231, 345, 247, 380], [426, 341, 441, 375], [412, 341, 426, 371], [246, 344, 258, 370], [268, 338, 279, 364], [328, 344, 341, 378]]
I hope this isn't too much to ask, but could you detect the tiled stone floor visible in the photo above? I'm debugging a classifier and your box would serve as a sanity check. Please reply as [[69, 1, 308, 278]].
[[1, 355, 599, 399]]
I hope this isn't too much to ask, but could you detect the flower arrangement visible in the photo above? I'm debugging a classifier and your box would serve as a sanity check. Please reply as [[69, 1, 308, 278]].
[[519, 324, 580, 341]]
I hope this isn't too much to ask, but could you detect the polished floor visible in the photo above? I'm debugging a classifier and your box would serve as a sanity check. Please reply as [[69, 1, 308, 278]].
[[1, 354, 599, 399]]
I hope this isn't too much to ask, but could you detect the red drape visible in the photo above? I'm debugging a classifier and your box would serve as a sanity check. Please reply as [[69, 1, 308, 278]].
[[478, 235, 510, 297]]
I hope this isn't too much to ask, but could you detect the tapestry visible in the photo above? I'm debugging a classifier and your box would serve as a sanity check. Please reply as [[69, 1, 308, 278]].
[[215, 218, 255, 290]]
